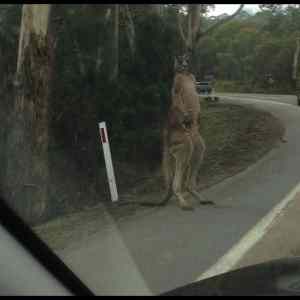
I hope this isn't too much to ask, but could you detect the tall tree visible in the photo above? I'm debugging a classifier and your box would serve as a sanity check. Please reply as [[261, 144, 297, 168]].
[[293, 36, 300, 105], [149, 4, 163, 16], [110, 4, 119, 82], [123, 4, 136, 58], [177, 4, 244, 72], [5, 4, 54, 225], [292, 37, 300, 82]]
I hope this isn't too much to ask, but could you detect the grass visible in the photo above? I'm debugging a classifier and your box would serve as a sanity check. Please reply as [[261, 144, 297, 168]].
[[198, 102, 284, 189], [215, 80, 294, 94]]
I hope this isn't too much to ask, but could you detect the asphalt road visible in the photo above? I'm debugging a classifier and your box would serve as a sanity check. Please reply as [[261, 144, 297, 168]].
[[59, 94, 300, 296], [217, 92, 298, 106]]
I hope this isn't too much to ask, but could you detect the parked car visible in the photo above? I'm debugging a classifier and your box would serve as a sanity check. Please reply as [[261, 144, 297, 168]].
[[196, 81, 219, 102]]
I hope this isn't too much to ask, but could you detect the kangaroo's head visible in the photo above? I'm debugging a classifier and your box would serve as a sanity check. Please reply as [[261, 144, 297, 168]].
[[174, 48, 192, 73]]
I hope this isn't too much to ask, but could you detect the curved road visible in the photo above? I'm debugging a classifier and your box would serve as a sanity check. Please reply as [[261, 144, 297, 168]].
[[60, 93, 300, 295]]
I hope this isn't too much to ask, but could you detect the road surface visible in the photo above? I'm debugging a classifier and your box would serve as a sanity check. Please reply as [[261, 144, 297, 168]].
[[58, 94, 300, 295]]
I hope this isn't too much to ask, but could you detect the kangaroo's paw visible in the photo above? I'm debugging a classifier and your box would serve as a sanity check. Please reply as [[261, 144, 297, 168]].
[[188, 188, 215, 205]]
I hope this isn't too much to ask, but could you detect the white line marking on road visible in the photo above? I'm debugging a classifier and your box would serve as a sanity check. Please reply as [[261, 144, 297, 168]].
[[195, 181, 300, 282]]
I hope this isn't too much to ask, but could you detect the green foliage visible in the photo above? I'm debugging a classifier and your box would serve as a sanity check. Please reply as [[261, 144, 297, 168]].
[[196, 6, 300, 93], [0, 5, 21, 191], [48, 5, 180, 183], [0, 5, 21, 86]]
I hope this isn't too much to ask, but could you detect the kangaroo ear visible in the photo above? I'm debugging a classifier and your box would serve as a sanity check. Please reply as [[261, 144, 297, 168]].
[[182, 56, 188, 68], [183, 52, 190, 66], [174, 57, 178, 71]]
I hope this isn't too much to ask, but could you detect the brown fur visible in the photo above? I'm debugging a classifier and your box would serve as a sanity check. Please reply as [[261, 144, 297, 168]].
[[119, 70, 213, 208], [161, 70, 213, 209]]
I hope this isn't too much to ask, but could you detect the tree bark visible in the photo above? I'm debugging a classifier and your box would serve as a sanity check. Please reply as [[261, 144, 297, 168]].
[[177, 6, 188, 48], [176, 4, 244, 73], [293, 37, 300, 105], [110, 4, 119, 82], [123, 4, 136, 58], [95, 7, 111, 75], [152, 4, 163, 16], [95, 46, 103, 74], [74, 37, 86, 77], [292, 37, 300, 81], [5, 4, 53, 225], [195, 4, 244, 47]]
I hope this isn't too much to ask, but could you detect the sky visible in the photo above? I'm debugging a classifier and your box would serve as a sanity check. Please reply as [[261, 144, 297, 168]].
[[207, 4, 261, 16]]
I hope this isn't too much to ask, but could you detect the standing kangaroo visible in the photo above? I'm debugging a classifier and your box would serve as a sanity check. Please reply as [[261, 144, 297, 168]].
[[120, 55, 213, 209], [161, 58, 212, 210]]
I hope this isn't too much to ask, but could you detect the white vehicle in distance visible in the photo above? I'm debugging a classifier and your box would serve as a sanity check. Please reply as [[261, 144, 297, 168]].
[[196, 80, 219, 102]]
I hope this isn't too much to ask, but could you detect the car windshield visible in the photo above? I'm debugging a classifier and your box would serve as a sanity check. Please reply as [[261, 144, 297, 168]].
[[1, 3, 300, 296]]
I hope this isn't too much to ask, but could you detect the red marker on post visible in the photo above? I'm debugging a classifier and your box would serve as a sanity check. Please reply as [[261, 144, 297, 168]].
[[98, 122, 118, 202]]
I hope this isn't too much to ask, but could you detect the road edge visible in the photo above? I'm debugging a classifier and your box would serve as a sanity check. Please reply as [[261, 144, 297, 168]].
[[195, 95, 298, 282], [195, 180, 300, 282]]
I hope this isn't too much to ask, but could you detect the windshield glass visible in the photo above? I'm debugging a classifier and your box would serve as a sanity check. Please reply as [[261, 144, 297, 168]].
[[1, 3, 300, 296]]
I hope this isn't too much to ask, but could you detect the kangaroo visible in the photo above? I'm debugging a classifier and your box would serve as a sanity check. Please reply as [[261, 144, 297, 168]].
[[118, 103, 195, 208], [130, 69, 212, 210], [160, 65, 213, 210], [119, 54, 214, 209]]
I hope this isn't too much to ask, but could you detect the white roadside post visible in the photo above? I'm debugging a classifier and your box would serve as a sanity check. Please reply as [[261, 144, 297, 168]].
[[98, 122, 119, 202]]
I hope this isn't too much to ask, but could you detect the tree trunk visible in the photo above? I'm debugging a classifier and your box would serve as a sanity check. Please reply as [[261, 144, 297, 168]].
[[188, 4, 201, 50], [95, 7, 112, 75], [177, 5, 202, 73], [95, 46, 103, 74], [176, 4, 244, 74], [123, 4, 136, 58], [149, 4, 163, 16], [74, 38, 86, 77], [293, 38, 300, 105], [110, 4, 119, 82], [5, 4, 53, 225], [292, 37, 300, 82]]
